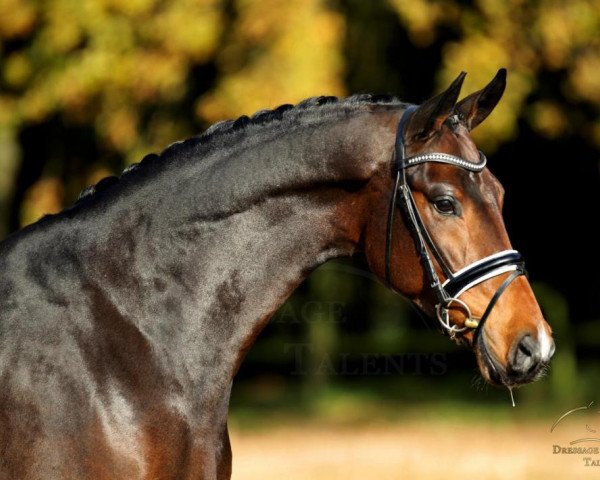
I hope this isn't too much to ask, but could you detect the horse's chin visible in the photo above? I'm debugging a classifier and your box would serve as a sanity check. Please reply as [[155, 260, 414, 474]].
[[475, 349, 506, 387], [472, 334, 502, 386]]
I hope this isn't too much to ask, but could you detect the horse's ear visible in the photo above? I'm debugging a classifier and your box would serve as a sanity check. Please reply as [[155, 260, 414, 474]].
[[455, 68, 507, 131], [406, 71, 466, 140]]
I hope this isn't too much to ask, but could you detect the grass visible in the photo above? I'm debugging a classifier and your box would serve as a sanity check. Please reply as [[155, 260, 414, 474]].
[[229, 375, 577, 431]]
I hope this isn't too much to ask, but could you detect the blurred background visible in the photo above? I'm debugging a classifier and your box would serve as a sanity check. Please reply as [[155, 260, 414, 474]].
[[0, 0, 599, 478]]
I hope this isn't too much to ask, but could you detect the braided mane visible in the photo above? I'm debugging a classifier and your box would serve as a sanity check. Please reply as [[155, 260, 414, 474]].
[[76, 94, 403, 204]]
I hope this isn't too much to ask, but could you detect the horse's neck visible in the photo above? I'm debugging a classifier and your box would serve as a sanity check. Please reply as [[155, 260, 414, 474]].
[[81, 109, 396, 411]]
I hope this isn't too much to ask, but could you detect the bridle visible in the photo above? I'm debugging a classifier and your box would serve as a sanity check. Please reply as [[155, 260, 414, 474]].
[[385, 105, 526, 343]]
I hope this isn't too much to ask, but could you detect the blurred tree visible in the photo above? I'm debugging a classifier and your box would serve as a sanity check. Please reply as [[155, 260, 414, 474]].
[[390, 0, 600, 151], [0, 0, 223, 152], [0, 0, 228, 233], [196, 0, 344, 122], [0, 0, 345, 233]]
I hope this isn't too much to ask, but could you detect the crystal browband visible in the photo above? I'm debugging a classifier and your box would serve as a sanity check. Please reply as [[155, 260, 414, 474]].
[[396, 151, 487, 172]]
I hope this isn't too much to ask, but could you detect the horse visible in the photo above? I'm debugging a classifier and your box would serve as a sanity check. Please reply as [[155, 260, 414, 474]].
[[0, 69, 554, 479]]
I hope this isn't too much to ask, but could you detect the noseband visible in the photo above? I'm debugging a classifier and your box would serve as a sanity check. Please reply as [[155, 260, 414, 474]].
[[385, 106, 526, 343]]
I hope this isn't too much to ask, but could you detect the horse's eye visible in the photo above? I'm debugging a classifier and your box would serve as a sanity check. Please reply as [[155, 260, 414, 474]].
[[433, 197, 458, 215]]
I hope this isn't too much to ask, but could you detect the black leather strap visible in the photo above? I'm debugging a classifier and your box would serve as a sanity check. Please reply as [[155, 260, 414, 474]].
[[473, 267, 525, 342], [385, 105, 416, 287], [385, 170, 401, 287], [402, 186, 455, 280], [444, 251, 525, 298], [395, 105, 417, 160]]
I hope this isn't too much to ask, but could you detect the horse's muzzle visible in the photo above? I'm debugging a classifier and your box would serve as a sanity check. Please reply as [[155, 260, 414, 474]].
[[477, 330, 555, 386]]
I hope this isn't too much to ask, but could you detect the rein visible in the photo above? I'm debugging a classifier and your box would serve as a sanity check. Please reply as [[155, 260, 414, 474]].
[[385, 106, 526, 343]]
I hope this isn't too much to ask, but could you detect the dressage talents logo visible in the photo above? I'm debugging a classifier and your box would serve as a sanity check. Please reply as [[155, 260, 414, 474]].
[[551, 401, 600, 467], [273, 300, 347, 324], [284, 343, 447, 376]]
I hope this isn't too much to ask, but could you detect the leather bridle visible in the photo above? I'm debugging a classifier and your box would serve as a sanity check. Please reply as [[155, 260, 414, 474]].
[[385, 105, 526, 343]]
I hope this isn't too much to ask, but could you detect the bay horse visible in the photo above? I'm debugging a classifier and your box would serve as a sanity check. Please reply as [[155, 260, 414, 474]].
[[0, 69, 553, 479]]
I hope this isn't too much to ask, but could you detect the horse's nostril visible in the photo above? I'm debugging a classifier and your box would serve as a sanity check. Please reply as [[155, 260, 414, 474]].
[[518, 341, 532, 357], [511, 335, 541, 374]]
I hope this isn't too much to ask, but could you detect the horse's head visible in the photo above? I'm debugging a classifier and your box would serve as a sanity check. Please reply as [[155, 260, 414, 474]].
[[364, 70, 554, 387]]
